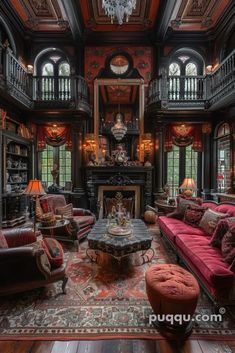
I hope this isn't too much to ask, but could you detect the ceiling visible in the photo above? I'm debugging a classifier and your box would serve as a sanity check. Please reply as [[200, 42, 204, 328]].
[[100, 85, 138, 105], [4, 0, 232, 37], [79, 0, 160, 32], [8, 0, 69, 31], [170, 0, 231, 31]]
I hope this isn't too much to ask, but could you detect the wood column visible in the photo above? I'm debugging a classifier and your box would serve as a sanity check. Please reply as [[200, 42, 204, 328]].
[[154, 124, 165, 199]]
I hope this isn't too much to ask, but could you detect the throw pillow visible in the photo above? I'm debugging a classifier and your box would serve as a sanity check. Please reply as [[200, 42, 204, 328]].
[[56, 203, 73, 218], [35, 197, 44, 220], [199, 209, 228, 235], [183, 204, 207, 227], [168, 198, 200, 220], [211, 217, 235, 248], [0, 230, 8, 249], [40, 198, 51, 213], [221, 226, 235, 264], [41, 238, 64, 268]]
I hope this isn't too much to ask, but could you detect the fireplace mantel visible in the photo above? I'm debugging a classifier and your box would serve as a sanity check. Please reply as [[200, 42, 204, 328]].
[[85, 166, 154, 216]]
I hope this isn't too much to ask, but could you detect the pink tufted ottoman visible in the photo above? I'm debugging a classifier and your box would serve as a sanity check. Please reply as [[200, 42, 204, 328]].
[[145, 264, 200, 339]]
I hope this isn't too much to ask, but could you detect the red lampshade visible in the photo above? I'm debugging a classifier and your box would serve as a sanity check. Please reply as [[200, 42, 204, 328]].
[[24, 180, 46, 195], [180, 178, 196, 190]]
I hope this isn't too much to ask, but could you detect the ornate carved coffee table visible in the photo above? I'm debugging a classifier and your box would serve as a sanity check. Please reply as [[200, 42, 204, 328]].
[[87, 219, 154, 266]]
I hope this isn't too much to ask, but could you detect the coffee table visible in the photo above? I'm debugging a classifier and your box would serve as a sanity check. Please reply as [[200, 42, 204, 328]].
[[87, 219, 154, 266]]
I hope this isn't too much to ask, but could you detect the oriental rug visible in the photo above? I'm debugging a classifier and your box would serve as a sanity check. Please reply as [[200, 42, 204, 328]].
[[0, 225, 234, 340]]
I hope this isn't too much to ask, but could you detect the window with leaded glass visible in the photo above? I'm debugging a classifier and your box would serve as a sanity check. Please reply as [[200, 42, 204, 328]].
[[40, 143, 71, 188], [167, 145, 180, 197], [215, 123, 231, 192]]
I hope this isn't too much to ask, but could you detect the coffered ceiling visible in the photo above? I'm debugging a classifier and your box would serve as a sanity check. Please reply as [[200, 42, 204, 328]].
[[170, 0, 231, 31], [79, 0, 160, 32], [8, 0, 69, 31]]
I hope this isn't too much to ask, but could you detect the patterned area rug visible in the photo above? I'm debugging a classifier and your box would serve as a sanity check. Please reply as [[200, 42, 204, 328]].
[[0, 224, 234, 340]]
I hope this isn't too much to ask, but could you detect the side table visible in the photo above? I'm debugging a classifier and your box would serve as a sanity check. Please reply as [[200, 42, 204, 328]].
[[154, 201, 176, 215]]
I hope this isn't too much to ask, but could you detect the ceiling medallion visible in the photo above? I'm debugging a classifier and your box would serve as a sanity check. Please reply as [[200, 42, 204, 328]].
[[102, 0, 136, 25]]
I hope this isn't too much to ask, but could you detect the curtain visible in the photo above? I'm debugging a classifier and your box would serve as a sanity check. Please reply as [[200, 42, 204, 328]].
[[165, 124, 203, 152], [37, 125, 72, 151]]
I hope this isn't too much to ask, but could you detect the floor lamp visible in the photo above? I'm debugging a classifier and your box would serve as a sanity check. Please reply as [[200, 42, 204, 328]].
[[24, 180, 46, 234]]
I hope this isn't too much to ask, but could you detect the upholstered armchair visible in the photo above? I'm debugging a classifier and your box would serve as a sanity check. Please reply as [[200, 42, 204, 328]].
[[39, 194, 96, 245], [0, 228, 67, 296]]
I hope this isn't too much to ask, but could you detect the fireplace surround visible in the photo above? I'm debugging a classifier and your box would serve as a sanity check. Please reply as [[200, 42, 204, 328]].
[[85, 166, 154, 217]]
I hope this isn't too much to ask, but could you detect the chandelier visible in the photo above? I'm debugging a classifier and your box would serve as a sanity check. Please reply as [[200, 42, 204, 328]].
[[111, 112, 127, 141], [102, 0, 136, 25]]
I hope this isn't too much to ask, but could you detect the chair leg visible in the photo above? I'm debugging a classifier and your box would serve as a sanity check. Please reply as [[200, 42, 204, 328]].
[[62, 275, 68, 294]]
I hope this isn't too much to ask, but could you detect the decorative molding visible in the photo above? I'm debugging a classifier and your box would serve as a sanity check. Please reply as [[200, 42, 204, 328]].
[[107, 174, 134, 186]]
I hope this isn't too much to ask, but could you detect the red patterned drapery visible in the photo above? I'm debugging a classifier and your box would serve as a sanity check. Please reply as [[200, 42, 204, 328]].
[[37, 125, 72, 151], [165, 124, 203, 152]]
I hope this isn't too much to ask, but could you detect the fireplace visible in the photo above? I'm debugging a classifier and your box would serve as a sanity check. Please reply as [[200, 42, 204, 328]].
[[85, 166, 154, 217]]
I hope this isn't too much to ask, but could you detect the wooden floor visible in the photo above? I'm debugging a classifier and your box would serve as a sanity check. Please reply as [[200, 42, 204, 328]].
[[0, 340, 234, 353]]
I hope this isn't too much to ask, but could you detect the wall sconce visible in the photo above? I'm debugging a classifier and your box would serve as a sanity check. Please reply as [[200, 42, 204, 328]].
[[83, 133, 96, 152], [27, 65, 34, 74], [206, 65, 213, 74], [142, 133, 153, 166]]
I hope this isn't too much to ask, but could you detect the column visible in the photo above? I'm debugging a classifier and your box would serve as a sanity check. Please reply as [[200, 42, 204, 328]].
[[72, 123, 87, 208], [154, 123, 165, 201], [202, 124, 212, 199]]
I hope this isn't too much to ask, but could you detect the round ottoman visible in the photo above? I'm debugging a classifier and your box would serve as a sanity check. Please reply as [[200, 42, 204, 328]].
[[145, 264, 200, 339]]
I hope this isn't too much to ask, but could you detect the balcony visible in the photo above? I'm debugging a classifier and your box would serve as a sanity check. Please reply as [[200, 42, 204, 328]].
[[0, 45, 91, 115], [147, 49, 235, 113]]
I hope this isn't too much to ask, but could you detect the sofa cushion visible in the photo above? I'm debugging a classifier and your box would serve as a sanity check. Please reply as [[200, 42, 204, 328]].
[[159, 216, 206, 243], [215, 204, 235, 217], [56, 203, 73, 218], [0, 230, 8, 249], [74, 215, 95, 228], [221, 226, 235, 264], [211, 217, 235, 248], [183, 204, 207, 227], [41, 238, 64, 269], [199, 209, 228, 235], [175, 233, 234, 290]]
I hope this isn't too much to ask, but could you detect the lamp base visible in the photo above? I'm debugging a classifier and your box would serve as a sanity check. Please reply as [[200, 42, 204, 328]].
[[183, 189, 193, 198]]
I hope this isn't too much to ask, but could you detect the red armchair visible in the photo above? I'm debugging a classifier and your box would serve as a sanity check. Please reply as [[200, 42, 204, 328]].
[[39, 194, 96, 247], [0, 228, 67, 296]]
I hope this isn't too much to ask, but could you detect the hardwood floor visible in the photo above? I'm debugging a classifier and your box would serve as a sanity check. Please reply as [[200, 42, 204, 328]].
[[0, 340, 234, 353]]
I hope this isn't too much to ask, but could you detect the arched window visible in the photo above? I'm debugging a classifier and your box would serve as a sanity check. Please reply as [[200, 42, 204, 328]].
[[215, 123, 231, 192], [166, 144, 199, 197], [40, 143, 71, 187], [168, 50, 203, 100], [36, 49, 71, 101]]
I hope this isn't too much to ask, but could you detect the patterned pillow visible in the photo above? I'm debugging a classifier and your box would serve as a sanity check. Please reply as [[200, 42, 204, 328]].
[[199, 209, 228, 235], [0, 230, 8, 249], [221, 225, 235, 264], [41, 238, 64, 268], [55, 203, 73, 218], [183, 204, 207, 227], [211, 217, 235, 248], [168, 198, 200, 220], [40, 198, 51, 213]]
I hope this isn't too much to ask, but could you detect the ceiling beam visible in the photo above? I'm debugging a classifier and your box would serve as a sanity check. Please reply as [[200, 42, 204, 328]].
[[154, 0, 180, 42], [59, 0, 84, 43]]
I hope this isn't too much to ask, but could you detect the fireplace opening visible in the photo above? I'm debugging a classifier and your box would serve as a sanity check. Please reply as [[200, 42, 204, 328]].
[[98, 185, 140, 219]]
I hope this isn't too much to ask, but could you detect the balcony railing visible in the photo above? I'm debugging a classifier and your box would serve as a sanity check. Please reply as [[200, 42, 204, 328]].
[[148, 51, 235, 110], [0, 46, 90, 112]]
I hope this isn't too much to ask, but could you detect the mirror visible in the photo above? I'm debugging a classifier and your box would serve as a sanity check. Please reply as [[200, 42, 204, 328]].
[[93, 78, 145, 164]]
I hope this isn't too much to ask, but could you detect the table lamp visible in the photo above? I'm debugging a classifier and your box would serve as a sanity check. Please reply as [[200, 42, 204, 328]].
[[180, 178, 196, 197], [24, 179, 46, 233]]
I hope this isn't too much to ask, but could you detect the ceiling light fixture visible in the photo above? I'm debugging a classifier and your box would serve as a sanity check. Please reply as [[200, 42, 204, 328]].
[[102, 0, 136, 25], [111, 111, 127, 141]]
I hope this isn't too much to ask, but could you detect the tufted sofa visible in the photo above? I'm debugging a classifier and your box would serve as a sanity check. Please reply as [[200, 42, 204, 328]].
[[159, 201, 235, 306]]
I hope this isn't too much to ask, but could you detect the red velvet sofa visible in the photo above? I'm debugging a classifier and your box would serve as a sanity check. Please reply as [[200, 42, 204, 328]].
[[159, 201, 235, 305]]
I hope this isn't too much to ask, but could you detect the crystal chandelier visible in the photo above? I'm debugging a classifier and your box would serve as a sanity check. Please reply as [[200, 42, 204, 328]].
[[102, 0, 136, 25], [111, 112, 127, 141]]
